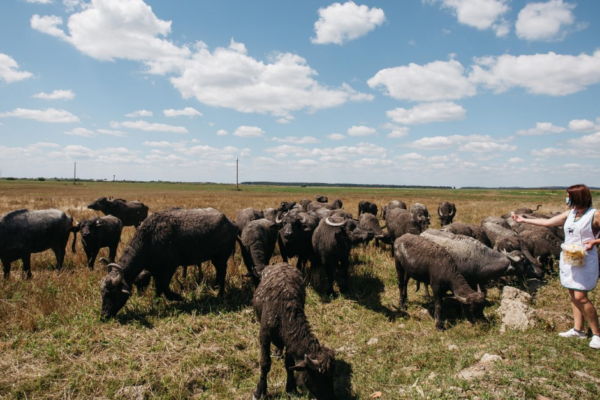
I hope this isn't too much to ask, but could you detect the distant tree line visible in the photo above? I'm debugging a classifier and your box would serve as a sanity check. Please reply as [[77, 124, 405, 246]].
[[241, 181, 453, 189]]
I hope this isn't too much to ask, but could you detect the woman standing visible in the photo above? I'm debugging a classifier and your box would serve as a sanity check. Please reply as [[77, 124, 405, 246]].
[[512, 184, 600, 349]]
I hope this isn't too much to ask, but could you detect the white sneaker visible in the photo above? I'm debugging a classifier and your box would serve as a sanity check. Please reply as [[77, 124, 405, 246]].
[[590, 335, 600, 349], [558, 328, 587, 339]]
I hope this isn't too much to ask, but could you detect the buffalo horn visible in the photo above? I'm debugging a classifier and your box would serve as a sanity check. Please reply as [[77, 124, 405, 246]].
[[325, 217, 345, 227], [438, 207, 443, 217], [449, 207, 455, 217], [106, 263, 124, 276], [304, 354, 321, 372], [299, 215, 307, 223], [99, 257, 110, 265]]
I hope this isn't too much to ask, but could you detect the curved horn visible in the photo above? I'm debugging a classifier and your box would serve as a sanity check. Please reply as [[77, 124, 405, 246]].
[[438, 206, 443, 217], [275, 214, 283, 224], [99, 257, 110, 266], [300, 215, 307, 223], [304, 354, 321, 372], [325, 217, 345, 227], [449, 207, 455, 217], [106, 263, 124, 276]]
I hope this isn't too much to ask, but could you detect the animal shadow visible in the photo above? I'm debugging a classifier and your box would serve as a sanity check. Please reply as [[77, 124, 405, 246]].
[[334, 358, 356, 400], [343, 259, 396, 320]]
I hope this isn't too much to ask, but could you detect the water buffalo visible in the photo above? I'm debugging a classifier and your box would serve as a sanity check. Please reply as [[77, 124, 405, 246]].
[[88, 197, 148, 228], [1, 209, 76, 279], [71, 215, 122, 270], [437, 201, 456, 227], [358, 201, 378, 217], [278, 211, 319, 270]]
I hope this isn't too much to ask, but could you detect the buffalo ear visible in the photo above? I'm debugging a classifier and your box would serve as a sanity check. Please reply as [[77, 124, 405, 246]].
[[289, 356, 308, 371]]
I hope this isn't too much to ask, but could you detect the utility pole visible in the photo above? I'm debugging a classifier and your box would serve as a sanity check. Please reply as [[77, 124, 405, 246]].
[[73, 162, 76, 185], [236, 158, 239, 191], [113, 174, 115, 182]]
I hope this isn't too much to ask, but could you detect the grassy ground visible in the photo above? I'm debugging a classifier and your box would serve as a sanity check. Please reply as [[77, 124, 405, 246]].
[[0, 180, 599, 399]]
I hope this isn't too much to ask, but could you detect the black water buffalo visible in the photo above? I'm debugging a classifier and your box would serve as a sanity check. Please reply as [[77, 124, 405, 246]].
[[278, 211, 319, 270], [315, 195, 328, 203], [88, 197, 148, 228], [99, 208, 237, 319], [71, 215, 122, 270], [312, 215, 374, 295], [381, 200, 407, 219], [358, 201, 378, 217], [437, 201, 456, 227], [1, 209, 76, 279], [238, 219, 281, 281], [409, 203, 431, 231], [236, 207, 265, 234]]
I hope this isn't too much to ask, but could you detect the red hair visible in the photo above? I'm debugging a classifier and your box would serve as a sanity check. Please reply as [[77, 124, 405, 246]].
[[567, 184, 592, 210]]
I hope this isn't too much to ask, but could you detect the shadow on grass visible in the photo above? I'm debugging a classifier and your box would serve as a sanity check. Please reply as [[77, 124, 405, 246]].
[[335, 358, 356, 400]]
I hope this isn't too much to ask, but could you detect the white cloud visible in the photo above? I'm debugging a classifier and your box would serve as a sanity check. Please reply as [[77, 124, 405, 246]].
[[32, 89, 75, 100], [508, 157, 524, 163], [516, 0, 583, 42], [347, 125, 376, 136], [532, 146, 600, 159], [568, 131, 600, 147], [0, 108, 79, 123], [125, 109, 153, 118], [63, 0, 83, 12], [233, 126, 265, 138], [30, 0, 190, 62], [387, 127, 410, 138], [387, 101, 466, 125], [97, 129, 127, 137], [112, 120, 188, 133], [176, 144, 240, 159], [216, 129, 228, 136], [228, 38, 247, 54], [65, 127, 95, 137], [142, 141, 186, 147], [271, 136, 320, 144], [458, 141, 516, 153], [327, 133, 345, 140], [424, 0, 510, 37], [0, 53, 33, 83], [311, 1, 386, 45], [264, 142, 387, 159], [276, 118, 291, 124], [515, 122, 566, 136], [407, 134, 513, 152], [298, 159, 319, 166], [163, 107, 202, 117], [568, 118, 599, 132], [368, 59, 476, 102], [26, 0, 53, 4], [469, 50, 600, 96]]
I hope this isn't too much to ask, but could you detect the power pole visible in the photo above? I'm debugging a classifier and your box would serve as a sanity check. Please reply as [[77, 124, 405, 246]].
[[236, 158, 239, 191], [73, 162, 76, 185]]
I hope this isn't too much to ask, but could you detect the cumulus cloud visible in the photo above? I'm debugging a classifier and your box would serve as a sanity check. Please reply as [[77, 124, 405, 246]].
[[0, 53, 33, 83], [424, 0, 510, 37], [176, 144, 240, 160], [469, 50, 600, 96], [271, 136, 320, 144], [97, 129, 127, 137], [216, 129, 228, 136], [347, 125, 376, 136], [65, 127, 95, 137], [387, 126, 410, 138], [568, 118, 599, 132], [0, 108, 79, 123], [142, 141, 186, 147], [515, 122, 566, 136], [26, 0, 53, 4], [508, 157, 524, 163], [407, 134, 514, 152], [516, 0, 584, 42], [233, 126, 265, 138], [30, 0, 190, 62], [264, 142, 387, 159], [368, 59, 476, 102], [327, 133, 345, 140], [311, 1, 386, 45], [387, 102, 466, 125], [163, 107, 202, 117], [32, 89, 75, 100], [568, 131, 600, 147], [125, 109, 153, 118], [111, 120, 188, 133], [532, 146, 600, 159]]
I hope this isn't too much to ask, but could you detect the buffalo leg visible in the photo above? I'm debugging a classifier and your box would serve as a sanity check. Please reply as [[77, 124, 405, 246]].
[[2, 258, 11, 280], [277, 235, 288, 263], [338, 258, 350, 293], [108, 243, 118, 263], [325, 261, 336, 296], [212, 257, 228, 297], [423, 283, 432, 303], [433, 289, 444, 331], [155, 270, 182, 301], [253, 326, 271, 400], [285, 352, 297, 394], [22, 254, 32, 279], [87, 250, 98, 271], [395, 258, 407, 310]]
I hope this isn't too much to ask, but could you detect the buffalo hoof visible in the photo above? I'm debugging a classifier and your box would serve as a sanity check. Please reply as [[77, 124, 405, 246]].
[[435, 323, 445, 331]]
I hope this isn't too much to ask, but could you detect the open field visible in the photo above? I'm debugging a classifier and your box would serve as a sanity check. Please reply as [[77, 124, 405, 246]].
[[1, 180, 599, 399]]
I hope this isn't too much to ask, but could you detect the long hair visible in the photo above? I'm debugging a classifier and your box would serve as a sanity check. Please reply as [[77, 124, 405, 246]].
[[567, 184, 592, 210]]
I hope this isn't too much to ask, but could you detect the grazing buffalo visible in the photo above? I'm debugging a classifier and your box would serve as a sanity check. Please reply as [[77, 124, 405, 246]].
[[99, 208, 237, 319], [315, 195, 328, 203], [71, 215, 122, 270], [88, 197, 148, 228], [409, 203, 431, 231], [1, 209, 76, 279], [358, 201, 378, 217], [441, 223, 491, 247], [278, 211, 319, 270], [437, 201, 456, 227], [236, 207, 265, 234], [238, 219, 281, 281], [381, 200, 407, 219]]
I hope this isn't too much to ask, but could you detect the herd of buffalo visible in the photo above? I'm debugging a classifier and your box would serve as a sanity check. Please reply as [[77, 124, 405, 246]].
[[0, 195, 568, 399]]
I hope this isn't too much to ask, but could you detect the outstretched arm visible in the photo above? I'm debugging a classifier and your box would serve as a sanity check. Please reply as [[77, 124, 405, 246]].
[[512, 210, 569, 227]]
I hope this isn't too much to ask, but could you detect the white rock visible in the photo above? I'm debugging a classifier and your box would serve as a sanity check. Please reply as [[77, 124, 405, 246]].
[[367, 337, 379, 346], [497, 286, 537, 333], [448, 344, 458, 351]]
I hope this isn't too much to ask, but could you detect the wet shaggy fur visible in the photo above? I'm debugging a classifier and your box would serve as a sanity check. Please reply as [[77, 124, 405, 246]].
[[312, 217, 374, 295], [437, 201, 456, 227], [300, 199, 312, 212], [331, 199, 343, 210], [481, 216, 511, 230], [278, 212, 320, 271], [238, 219, 281, 280], [518, 229, 562, 269], [359, 213, 391, 246], [385, 208, 421, 252], [358, 201, 378, 217], [252, 263, 336, 400], [236, 207, 265, 234], [87, 197, 148, 228], [1, 209, 76, 279], [381, 200, 407, 219], [409, 203, 431, 232], [72, 215, 122, 270], [441, 223, 491, 247], [393, 234, 486, 330], [99, 208, 238, 318]]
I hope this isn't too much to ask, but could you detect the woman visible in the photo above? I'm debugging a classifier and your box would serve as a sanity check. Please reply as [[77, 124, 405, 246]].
[[512, 184, 600, 349]]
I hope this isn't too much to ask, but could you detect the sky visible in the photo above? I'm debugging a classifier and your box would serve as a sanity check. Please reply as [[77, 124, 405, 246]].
[[0, 0, 599, 187]]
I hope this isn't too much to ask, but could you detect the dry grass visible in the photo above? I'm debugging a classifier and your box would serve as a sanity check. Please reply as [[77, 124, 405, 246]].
[[0, 180, 599, 399]]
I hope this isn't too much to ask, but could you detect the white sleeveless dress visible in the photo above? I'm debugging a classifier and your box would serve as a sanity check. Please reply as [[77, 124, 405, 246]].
[[560, 208, 599, 291]]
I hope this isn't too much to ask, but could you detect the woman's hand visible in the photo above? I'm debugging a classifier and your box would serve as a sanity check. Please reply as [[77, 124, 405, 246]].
[[512, 214, 525, 223], [583, 240, 599, 251]]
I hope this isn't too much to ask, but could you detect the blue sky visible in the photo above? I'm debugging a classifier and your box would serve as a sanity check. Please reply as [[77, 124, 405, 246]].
[[1, 0, 599, 187]]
